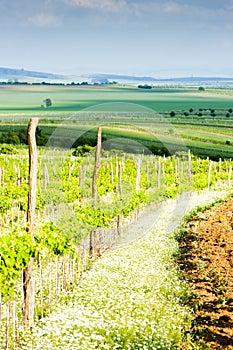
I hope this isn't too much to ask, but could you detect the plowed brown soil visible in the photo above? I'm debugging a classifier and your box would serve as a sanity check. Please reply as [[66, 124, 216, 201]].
[[178, 197, 233, 349]]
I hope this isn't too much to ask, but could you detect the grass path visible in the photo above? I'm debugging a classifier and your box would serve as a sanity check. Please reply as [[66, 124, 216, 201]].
[[21, 189, 231, 350]]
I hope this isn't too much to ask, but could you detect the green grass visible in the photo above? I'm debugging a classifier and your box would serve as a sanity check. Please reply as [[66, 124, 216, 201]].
[[0, 84, 233, 159], [0, 85, 233, 114], [0, 121, 232, 159]]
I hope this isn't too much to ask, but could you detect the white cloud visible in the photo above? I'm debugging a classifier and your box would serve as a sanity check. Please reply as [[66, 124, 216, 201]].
[[26, 13, 62, 27], [144, 1, 228, 19], [163, 1, 182, 14], [19, 0, 233, 29], [68, 0, 128, 13], [229, 0, 233, 10]]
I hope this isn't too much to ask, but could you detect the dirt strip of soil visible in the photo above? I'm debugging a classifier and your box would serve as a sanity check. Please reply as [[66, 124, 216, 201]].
[[178, 197, 233, 349]]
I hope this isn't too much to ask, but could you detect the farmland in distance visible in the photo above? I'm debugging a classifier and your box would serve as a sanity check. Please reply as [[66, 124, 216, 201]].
[[0, 84, 232, 159]]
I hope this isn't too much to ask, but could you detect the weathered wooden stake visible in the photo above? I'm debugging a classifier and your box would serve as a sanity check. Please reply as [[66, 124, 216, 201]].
[[92, 127, 102, 207], [79, 165, 83, 188], [90, 127, 102, 256], [228, 163, 232, 188], [157, 157, 161, 189], [110, 160, 114, 184], [43, 164, 49, 190], [5, 300, 10, 350], [188, 149, 192, 182], [136, 157, 142, 192], [118, 161, 123, 196], [208, 160, 213, 191], [23, 118, 38, 328]]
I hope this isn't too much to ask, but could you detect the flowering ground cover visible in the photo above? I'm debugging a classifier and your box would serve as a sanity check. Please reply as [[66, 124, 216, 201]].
[[21, 188, 231, 350]]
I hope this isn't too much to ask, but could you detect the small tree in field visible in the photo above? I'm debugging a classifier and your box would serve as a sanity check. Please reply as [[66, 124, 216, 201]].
[[170, 111, 176, 117], [43, 98, 52, 108]]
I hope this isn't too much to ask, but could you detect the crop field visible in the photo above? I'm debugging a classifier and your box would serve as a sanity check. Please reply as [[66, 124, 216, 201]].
[[0, 84, 233, 113], [0, 84, 233, 160]]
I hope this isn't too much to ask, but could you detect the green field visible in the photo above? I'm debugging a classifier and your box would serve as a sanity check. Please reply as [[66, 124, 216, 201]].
[[0, 84, 233, 159], [1, 84, 233, 113]]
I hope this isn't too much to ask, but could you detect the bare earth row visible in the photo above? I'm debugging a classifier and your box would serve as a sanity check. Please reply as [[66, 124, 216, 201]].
[[178, 197, 233, 349]]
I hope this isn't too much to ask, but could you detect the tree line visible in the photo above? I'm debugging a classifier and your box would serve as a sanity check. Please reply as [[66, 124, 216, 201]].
[[0, 127, 48, 146]]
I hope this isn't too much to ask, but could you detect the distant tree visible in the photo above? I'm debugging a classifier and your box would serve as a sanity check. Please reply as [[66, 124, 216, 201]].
[[43, 98, 52, 108], [149, 145, 170, 157], [189, 108, 193, 113], [170, 111, 176, 117], [210, 109, 216, 117], [36, 127, 48, 146], [72, 145, 93, 157], [226, 140, 231, 145], [5, 131, 20, 145], [226, 113, 230, 118], [198, 86, 205, 91], [228, 108, 233, 113], [36, 127, 42, 136], [198, 112, 202, 117], [183, 111, 189, 116], [36, 135, 49, 146], [138, 85, 152, 89], [18, 129, 28, 144]]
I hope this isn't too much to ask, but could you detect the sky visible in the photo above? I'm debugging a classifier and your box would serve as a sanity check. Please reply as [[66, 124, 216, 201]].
[[1, 0, 233, 78]]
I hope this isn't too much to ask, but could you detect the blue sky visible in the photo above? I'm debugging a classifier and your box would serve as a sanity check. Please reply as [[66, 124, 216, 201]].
[[1, 0, 233, 77]]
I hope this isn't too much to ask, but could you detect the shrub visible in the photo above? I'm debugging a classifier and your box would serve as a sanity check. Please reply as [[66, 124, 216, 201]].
[[170, 111, 176, 117], [72, 145, 93, 157], [0, 144, 18, 154]]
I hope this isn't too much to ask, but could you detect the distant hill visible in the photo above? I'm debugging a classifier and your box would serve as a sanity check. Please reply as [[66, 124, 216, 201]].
[[1, 67, 233, 86], [89, 73, 233, 86], [89, 73, 159, 83], [90, 73, 233, 83], [0, 67, 64, 80]]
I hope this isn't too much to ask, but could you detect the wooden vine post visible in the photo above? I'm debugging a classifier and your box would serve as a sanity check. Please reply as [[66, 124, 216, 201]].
[[187, 149, 192, 182], [136, 157, 142, 192], [228, 163, 232, 188], [23, 118, 38, 328], [92, 126, 102, 207], [117, 161, 123, 237], [90, 126, 102, 256], [208, 160, 213, 191]]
